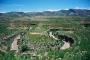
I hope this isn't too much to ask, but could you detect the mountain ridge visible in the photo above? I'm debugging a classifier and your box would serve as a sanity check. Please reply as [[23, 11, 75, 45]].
[[0, 9, 90, 17]]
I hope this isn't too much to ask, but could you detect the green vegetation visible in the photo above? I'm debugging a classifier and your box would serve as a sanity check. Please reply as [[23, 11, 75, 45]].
[[0, 16, 90, 60]]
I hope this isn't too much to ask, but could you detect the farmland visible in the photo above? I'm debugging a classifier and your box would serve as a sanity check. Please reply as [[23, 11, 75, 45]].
[[0, 16, 90, 60]]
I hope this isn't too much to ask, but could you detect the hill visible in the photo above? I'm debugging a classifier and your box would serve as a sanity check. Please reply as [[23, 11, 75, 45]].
[[0, 9, 90, 17]]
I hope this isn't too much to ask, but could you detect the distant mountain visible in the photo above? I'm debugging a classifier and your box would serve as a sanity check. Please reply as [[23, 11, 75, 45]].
[[0, 9, 90, 17], [25, 9, 90, 16]]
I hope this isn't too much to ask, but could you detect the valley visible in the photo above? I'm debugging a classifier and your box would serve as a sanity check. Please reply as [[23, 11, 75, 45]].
[[0, 15, 90, 60]]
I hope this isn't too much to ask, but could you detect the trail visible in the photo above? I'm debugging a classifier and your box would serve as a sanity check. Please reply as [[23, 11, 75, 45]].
[[10, 35, 20, 52], [49, 32, 70, 49], [49, 32, 58, 40]]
